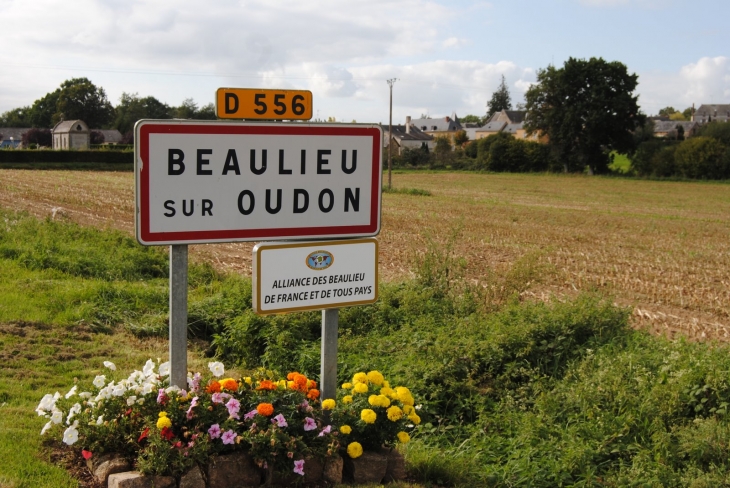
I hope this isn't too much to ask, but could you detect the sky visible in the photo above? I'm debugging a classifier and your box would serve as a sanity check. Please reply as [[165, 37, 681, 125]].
[[0, 0, 728, 125]]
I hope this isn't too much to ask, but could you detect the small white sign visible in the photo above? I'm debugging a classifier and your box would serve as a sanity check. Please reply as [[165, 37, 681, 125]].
[[253, 239, 378, 314]]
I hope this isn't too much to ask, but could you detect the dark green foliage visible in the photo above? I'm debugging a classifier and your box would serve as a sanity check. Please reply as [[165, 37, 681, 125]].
[[396, 145, 432, 168], [55, 78, 115, 128], [674, 137, 729, 179], [0, 150, 132, 165], [0, 106, 32, 128], [697, 121, 730, 146], [472, 133, 553, 172], [113, 92, 173, 134], [525, 57, 644, 174], [487, 75, 512, 118], [21, 128, 52, 147]]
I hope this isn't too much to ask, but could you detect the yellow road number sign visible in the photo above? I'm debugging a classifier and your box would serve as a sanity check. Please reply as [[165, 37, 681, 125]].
[[216, 88, 313, 120]]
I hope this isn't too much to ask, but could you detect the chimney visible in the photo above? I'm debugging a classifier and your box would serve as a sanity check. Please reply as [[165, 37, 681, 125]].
[[405, 116, 411, 134], [445, 116, 450, 122]]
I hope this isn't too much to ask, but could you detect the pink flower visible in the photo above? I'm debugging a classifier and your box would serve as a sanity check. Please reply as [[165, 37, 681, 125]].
[[272, 413, 288, 428], [318, 425, 332, 437], [188, 373, 202, 393], [186, 396, 199, 420], [221, 429, 236, 445], [226, 398, 240, 419], [293, 459, 305, 476], [244, 409, 258, 420], [303, 417, 317, 431], [156, 388, 167, 404], [208, 424, 221, 439]]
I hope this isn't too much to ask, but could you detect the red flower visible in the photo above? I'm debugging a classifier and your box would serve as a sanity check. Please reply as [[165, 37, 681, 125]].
[[81, 450, 93, 460], [160, 426, 175, 441], [138, 427, 150, 443]]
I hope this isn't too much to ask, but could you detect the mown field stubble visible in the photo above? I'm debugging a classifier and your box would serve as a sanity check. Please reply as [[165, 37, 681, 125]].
[[0, 168, 728, 341]]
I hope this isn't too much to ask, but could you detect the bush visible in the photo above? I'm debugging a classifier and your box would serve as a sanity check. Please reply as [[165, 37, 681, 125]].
[[697, 121, 730, 146], [0, 149, 132, 165], [21, 128, 52, 147], [674, 136, 729, 179]]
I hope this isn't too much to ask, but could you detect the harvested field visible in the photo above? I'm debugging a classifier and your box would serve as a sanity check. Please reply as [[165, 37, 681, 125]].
[[0, 168, 728, 340]]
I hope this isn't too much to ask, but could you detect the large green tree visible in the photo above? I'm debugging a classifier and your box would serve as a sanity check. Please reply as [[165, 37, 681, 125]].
[[0, 107, 32, 127], [55, 78, 115, 128], [524, 57, 644, 174], [28, 90, 61, 128], [487, 75, 512, 118], [113, 93, 172, 134]]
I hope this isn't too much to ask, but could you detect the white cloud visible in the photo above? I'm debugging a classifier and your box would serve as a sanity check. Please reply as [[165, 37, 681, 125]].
[[442, 37, 468, 49], [638, 56, 730, 115]]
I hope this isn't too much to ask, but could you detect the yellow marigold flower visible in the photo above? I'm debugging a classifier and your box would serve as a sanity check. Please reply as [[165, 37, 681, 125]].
[[381, 386, 396, 398], [368, 395, 379, 406], [353, 382, 368, 394], [403, 404, 415, 415], [361, 409, 377, 424], [156, 416, 172, 430], [341, 382, 353, 390], [352, 372, 368, 384], [339, 425, 352, 435], [383, 380, 390, 388], [244, 377, 252, 385], [387, 405, 403, 422], [158, 411, 168, 418], [408, 413, 421, 425], [366, 371, 384, 386], [322, 399, 336, 410], [343, 395, 353, 404], [396, 387, 414, 406], [397, 431, 411, 444], [377, 395, 391, 408], [219, 378, 238, 391], [287, 381, 295, 389], [347, 442, 363, 459], [277, 379, 287, 389]]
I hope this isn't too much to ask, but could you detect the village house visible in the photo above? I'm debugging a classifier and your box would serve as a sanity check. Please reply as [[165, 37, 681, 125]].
[[409, 113, 464, 141], [692, 104, 730, 124], [653, 120, 700, 139], [0, 127, 30, 148], [52, 120, 90, 150], [382, 116, 435, 154]]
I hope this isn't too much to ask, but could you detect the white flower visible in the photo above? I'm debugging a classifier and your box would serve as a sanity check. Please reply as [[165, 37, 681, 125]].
[[40, 420, 53, 435], [141, 383, 155, 396], [96, 415, 104, 425], [51, 408, 63, 424], [64, 385, 77, 399], [142, 359, 156, 377], [62, 423, 79, 445], [78, 392, 92, 399], [103, 361, 117, 371], [93, 375, 106, 389], [208, 361, 225, 378], [126, 396, 137, 406], [112, 385, 126, 397], [158, 361, 170, 376], [66, 403, 81, 424], [36, 394, 56, 415]]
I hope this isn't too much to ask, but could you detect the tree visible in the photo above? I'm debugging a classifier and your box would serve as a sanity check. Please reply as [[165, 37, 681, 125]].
[[21, 128, 52, 147], [55, 78, 115, 128], [434, 135, 452, 153], [196, 103, 217, 120], [453, 130, 469, 147], [487, 75, 512, 118], [658, 106, 677, 117], [524, 57, 644, 174], [28, 90, 61, 128], [460, 114, 485, 125], [113, 93, 172, 134], [0, 107, 32, 127]]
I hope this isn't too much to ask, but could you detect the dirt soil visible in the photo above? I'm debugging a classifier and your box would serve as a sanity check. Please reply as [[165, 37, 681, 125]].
[[1, 169, 728, 342]]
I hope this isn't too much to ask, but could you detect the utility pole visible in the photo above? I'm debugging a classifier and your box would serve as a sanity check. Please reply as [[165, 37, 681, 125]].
[[387, 78, 398, 190]]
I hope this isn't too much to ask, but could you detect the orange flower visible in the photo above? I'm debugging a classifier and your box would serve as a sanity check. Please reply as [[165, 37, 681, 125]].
[[307, 388, 320, 400], [205, 380, 221, 394], [287, 372, 300, 381], [290, 373, 308, 392], [308, 380, 317, 390], [257, 380, 277, 391], [219, 378, 238, 391], [256, 403, 274, 416]]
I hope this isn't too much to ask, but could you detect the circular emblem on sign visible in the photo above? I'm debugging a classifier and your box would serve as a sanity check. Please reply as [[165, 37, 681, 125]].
[[306, 250, 334, 270]]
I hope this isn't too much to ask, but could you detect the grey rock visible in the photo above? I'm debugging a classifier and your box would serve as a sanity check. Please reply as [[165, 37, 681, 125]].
[[179, 465, 206, 488], [384, 448, 407, 482], [86, 453, 132, 485], [208, 451, 262, 488], [323, 455, 343, 485], [343, 451, 388, 485], [107, 471, 175, 488]]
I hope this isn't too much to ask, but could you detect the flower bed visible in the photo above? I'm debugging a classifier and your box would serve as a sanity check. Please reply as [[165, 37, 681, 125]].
[[37, 360, 417, 486]]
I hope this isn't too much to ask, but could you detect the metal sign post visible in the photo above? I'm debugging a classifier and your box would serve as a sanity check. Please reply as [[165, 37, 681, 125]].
[[169, 245, 188, 388], [321, 308, 339, 405]]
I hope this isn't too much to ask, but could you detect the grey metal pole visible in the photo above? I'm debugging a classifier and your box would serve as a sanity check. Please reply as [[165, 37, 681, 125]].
[[387, 78, 397, 190], [169, 244, 188, 388], [320, 308, 339, 404]]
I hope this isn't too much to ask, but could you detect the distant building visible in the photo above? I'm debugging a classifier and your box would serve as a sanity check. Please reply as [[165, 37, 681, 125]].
[[692, 104, 730, 124], [653, 120, 700, 139], [383, 116, 435, 154], [52, 120, 90, 150], [97, 129, 124, 145], [473, 110, 546, 142], [409, 112, 464, 141], [0, 128, 30, 148]]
